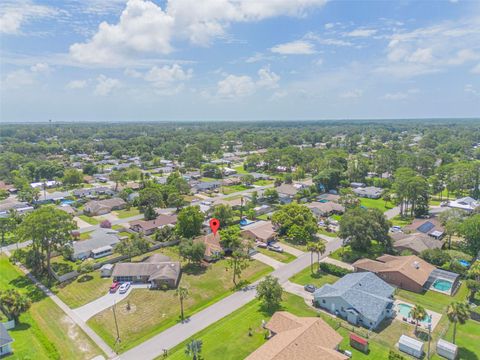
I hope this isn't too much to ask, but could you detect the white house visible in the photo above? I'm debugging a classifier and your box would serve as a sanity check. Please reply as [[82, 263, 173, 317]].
[[447, 197, 479, 212]]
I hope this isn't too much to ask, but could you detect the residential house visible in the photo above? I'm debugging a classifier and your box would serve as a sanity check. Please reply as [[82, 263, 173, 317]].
[[313, 272, 395, 330], [253, 204, 272, 216], [0, 323, 13, 356], [275, 183, 298, 203], [34, 190, 70, 204], [222, 167, 237, 176], [317, 193, 341, 202], [404, 218, 444, 239], [352, 254, 461, 294], [129, 214, 177, 236], [192, 181, 221, 193], [0, 198, 33, 218], [30, 180, 58, 189], [391, 232, 444, 255], [56, 204, 76, 215], [352, 186, 383, 199], [194, 233, 223, 262], [222, 177, 241, 186], [307, 201, 345, 218], [246, 312, 347, 360], [447, 197, 479, 212], [112, 254, 181, 289], [73, 187, 115, 198], [83, 198, 126, 216], [241, 220, 277, 243], [351, 182, 366, 188], [72, 228, 121, 260]]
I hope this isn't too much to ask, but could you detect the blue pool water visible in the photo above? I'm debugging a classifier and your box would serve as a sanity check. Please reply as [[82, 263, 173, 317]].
[[397, 304, 431, 323], [458, 259, 471, 268], [61, 200, 75, 205], [433, 279, 453, 292]]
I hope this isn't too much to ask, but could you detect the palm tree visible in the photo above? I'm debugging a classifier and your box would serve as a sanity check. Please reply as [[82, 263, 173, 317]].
[[175, 286, 189, 321], [468, 260, 480, 282], [0, 289, 31, 322], [446, 301, 470, 344], [312, 240, 327, 272], [306, 241, 317, 274], [409, 304, 427, 335], [185, 339, 202, 360], [466, 279, 480, 303]]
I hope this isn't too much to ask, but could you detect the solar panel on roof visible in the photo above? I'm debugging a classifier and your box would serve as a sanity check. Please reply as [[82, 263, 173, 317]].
[[417, 221, 435, 233]]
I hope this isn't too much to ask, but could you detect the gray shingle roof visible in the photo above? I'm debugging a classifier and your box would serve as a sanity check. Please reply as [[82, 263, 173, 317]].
[[0, 323, 13, 347], [73, 228, 120, 256], [314, 272, 394, 324]]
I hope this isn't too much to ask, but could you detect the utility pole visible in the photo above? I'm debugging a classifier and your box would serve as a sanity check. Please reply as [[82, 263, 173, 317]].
[[113, 300, 121, 348], [427, 322, 431, 359], [240, 196, 244, 219]]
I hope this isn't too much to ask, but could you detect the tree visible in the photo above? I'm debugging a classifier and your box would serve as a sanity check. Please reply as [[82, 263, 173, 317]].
[[446, 301, 470, 344], [179, 239, 206, 264], [409, 304, 427, 335], [263, 188, 279, 204], [459, 214, 480, 256], [115, 233, 150, 260], [202, 164, 222, 179], [166, 172, 190, 194], [176, 206, 204, 239], [219, 225, 242, 251], [138, 185, 165, 209], [241, 174, 255, 186], [82, 163, 98, 176], [62, 169, 83, 186], [167, 192, 184, 210], [100, 219, 112, 228], [271, 203, 318, 244], [175, 286, 189, 321], [183, 146, 203, 168], [468, 260, 480, 282], [339, 188, 360, 209], [212, 204, 234, 227], [228, 247, 250, 287], [256, 275, 283, 312], [77, 259, 95, 274], [0, 215, 15, 249], [466, 279, 480, 302], [339, 207, 390, 252], [309, 240, 326, 271], [307, 241, 317, 274], [0, 289, 31, 322], [154, 225, 175, 243], [185, 339, 203, 360], [16, 206, 75, 279], [439, 209, 464, 249], [110, 170, 128, 191], [144, 205, 157, 220]]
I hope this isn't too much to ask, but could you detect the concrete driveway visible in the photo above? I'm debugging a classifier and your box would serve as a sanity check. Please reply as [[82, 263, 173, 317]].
[[74, 284, 149, 321], [283, 281, 314, 302], [252, 252, 283, 269]]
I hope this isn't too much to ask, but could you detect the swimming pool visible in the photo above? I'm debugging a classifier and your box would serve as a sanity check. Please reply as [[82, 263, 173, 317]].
[[458, 259, 471, 268], [397, 303, 431, 323], [432, 279, 453, 292]]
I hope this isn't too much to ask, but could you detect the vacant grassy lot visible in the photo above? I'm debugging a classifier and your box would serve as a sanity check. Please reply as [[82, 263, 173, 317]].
[[233, 165, 248, 175], [253, 179, 273, 186], [54, 271, 112, 308], [390, 215, 413, 227], [256, 247, 296, 263], [359, 198, 394, 212], [330, 241, 385, 263], [163, 293, 317, 360], [115, 207, 141, 219], [78, 214, 100, 225], [396, 282, 468, 314], [88, 258, 272, 353], [0, 256, 103, 359], [222, 184, 250, 195], [289, 267, 339, 288]]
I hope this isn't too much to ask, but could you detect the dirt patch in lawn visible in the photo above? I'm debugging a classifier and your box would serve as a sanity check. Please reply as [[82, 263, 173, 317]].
[[61, 315, 93, 354]]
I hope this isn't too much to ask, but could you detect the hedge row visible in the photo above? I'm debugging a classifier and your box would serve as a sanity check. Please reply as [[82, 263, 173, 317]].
[[319, 262, 352, 277]]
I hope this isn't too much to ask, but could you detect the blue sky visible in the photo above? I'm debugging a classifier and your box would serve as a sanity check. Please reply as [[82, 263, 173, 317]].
[[1, 0, 479, 122]]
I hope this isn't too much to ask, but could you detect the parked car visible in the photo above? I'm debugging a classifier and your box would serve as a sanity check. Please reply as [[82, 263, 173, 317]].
[[109, 281, 121, 294], [118, 282, 131, 294], [256, 241, 268, 249], [304, 284, 316, 293], [268, 244, 284, 253]]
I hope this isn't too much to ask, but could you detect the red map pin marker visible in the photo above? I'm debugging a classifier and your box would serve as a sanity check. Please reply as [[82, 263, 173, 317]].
[[209, 218, 220, 236]]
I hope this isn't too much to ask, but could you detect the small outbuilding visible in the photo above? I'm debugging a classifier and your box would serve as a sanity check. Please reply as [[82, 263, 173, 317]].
[[436, 339, 458, 360], [398, 335, 424, 359], [349, 333, 369, 353], [0, 323, 13, 356], [100, 263, 114, 277]]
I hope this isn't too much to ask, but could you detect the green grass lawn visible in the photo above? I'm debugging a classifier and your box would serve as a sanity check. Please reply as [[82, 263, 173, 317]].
[[289, 267, 339, 288], [256, 213, 271, 221], [442, 320, 480, 360], [330, 214, 342, 221], [330, 241, 385, 263], [115, 207, 141, 219], [88, 257, 272, 353], [222, 184, 250, 195], [233, 165, 248, 175], [253, 179, 273, 186], [278, 239, 307, 252], [54, 271, 112, 308], [396, 282, 469, 314], [390, 215, 413, 227], [360, 198, 394, 212], [78, 214, 100, 225], [162, 293, 317, 360], [256, 247, 296, 263], [317, 227, 336, 236], [79, 231, 92, 240], [0, 256, 103, 359], [200, 177, 219, 182]]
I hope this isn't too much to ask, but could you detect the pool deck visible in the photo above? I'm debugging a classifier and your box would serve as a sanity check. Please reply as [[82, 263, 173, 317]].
[[393, 300, 442, 331]]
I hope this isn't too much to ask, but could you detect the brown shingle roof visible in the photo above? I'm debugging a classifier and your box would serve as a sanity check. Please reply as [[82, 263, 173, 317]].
[[194, 233, 223, 258], [353, 255, 436, 287], [241, 221, 276, 242], [130, 214, 177, 232], [246, 312, 347, 360]]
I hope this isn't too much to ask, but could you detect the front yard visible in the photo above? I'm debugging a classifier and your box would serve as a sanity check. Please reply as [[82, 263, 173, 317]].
[[78, 214, 101, 225], [256, 247, 296, 263], [222, 184, 251, 195], [114, 207, 141, 219], [330, 241, 386, 263], [289, 267, 339, 288], [0, 256, 103, 359], [359, 198, 394, 212], [88, 257, 272, 353]]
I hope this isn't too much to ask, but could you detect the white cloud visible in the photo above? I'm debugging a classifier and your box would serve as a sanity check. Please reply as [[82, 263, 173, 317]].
[[347, 28, 377, 37], [340, 89, 363, 99], [30, 63, 50, 73], [324, 23, 335, 29], [245, 52, 275, 63], [472, 63, 480, 74], [2, 69, 35, 89], [271, 40, 316, 55], [0, 2, 59, 34], [70, 0, 327, 65], [215, 66, 280, 99], [144, 64, 193, 94], [66, 80, 88, 89], [464, 84, 480, 96], [382, 88, 419, 100], [94, 75, 121, 96]]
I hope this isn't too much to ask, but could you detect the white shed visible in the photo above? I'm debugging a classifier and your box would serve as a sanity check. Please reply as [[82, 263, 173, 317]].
[[398, 335, 424, 359], [436, 339, 458, 360], [100, 263, 114, 277]]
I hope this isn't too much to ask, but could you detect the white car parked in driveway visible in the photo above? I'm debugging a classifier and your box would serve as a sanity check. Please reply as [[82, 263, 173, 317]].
[[118, 282, 131, 294]]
